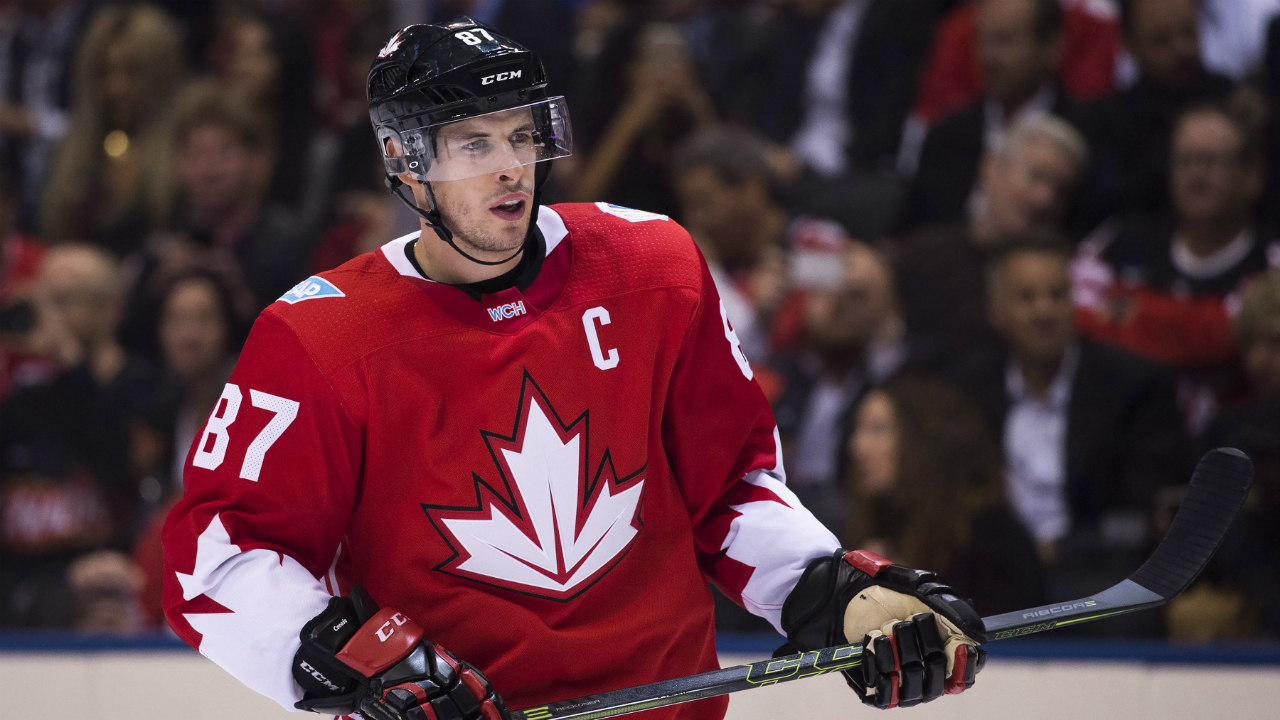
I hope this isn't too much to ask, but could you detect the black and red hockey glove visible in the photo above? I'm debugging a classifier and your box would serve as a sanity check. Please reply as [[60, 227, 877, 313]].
[[292, 586, 506, 720], [781, 550, 986, 709]]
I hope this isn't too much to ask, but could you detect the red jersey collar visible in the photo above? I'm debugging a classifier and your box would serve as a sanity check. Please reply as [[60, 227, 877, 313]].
[[378, 207, 571, 333]]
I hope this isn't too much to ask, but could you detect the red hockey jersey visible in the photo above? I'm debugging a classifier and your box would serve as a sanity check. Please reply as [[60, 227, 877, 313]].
[[161, 202, 839, 718]]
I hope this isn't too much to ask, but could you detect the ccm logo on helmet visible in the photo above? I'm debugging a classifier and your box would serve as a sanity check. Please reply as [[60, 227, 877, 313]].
[[487, 301, 527, 322], [375, 612, 410, 642], [481, 69, 522, 86]]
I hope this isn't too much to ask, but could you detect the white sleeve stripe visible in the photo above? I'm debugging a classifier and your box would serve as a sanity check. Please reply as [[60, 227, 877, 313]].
[[175, 515, 333, 712], [720, 431, 839, 632]]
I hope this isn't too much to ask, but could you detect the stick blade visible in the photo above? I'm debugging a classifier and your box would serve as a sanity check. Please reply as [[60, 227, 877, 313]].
[[1128, 448, 1253, 601]]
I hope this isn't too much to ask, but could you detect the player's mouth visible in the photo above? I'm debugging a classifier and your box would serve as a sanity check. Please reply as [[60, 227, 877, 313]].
[[489, 194, 529, 222]]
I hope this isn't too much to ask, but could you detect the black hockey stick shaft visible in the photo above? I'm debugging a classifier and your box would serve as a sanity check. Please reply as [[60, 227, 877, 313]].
[[510, 448, 1253, 720]]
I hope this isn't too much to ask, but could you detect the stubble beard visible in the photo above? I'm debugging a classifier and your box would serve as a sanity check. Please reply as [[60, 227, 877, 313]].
[[434, 180, 533, 257]]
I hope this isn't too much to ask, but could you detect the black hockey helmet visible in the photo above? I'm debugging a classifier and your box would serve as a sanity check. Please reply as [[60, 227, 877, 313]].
[[367, 18, 572, 265]]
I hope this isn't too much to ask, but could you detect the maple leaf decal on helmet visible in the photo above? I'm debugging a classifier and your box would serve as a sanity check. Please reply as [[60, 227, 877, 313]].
[[423, 372, 646, 602], [377, 30, 403, 58]]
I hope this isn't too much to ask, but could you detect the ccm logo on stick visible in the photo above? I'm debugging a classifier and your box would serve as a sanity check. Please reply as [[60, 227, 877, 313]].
[[481, 70, 522, 85], [487, 301, 527, 321], [375, 612, 410, 642]]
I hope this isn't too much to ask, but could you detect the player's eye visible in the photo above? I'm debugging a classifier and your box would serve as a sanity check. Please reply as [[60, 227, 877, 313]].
[[462, 138, 491, 154], [510, 132, 533, 148]]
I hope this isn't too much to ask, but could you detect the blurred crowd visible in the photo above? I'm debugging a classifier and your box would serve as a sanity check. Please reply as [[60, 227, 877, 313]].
[[0, 0, 1276, 642]]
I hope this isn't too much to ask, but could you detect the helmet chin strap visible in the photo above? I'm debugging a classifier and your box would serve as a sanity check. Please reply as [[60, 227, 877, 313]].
[[385, 175, 528, 267]]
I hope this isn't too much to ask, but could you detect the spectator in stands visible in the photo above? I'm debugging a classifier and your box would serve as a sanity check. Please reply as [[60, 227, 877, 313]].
[[1073, 104, 1279, 431], [211, 10, 320, 215], [1181, 272, 1280, 639], [0, 0, 94, 229], [905, 0, 1084, 229], [671, 128, 794, 363], [39, 4, 185, 252], [955, 234, 1187, 614], [742, 0, 941, 177], [0, 244, 157, 628], [772, 239, 938, 534], [845, 374, 1045, 615], [1082, 0, 1235, 225], [909, 0, 1119, 128], [896, 113, 1088, 358], [573, 15, 717, 216], [120, 81, 307, 360]]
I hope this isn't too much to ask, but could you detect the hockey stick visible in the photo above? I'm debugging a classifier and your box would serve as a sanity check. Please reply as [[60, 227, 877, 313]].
[[510, 448, 1254, 720]]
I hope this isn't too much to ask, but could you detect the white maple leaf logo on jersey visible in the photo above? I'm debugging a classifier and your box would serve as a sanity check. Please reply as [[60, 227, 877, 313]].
[[424, 374, 645, 601], [378, 31, 403, 58]]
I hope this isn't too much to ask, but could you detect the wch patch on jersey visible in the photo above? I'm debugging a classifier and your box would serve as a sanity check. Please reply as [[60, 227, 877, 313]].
[[595, 202, 668, 223], [423, 373, 646, 601], [487, 300, 527, 322], [278, 276, 345, 305]]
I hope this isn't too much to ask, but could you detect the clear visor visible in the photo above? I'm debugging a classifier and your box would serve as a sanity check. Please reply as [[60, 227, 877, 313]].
[[379, 96, 572, 183]]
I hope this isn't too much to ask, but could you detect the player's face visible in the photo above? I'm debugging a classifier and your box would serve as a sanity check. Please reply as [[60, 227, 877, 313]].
[[427, 109, 538, 255], [851, 391, 898, 497], [988, 252, 1075, 363]]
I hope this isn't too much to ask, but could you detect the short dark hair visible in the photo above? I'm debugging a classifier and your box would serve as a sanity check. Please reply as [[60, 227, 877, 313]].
[[671, 127, 774, 190], [986, 227, 1074, 280], [1172, 102, 1264, 164], [1029, 0, 1065, 42]]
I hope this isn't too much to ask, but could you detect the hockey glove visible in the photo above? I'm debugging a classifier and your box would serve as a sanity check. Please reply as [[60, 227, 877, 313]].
[[781, 549, 986, 709], [292, 586, 506, 720]]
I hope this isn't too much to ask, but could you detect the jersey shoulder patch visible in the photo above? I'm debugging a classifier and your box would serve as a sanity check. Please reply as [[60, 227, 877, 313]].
[[263, 250, 444, 378], [277, 276, 346, 304], [594, 202, 669, 223]]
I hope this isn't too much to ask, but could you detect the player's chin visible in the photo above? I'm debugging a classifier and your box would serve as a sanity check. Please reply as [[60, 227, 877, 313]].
[[484, 210, 531, 241]]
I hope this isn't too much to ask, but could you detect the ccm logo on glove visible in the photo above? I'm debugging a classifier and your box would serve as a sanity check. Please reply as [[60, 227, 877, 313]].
[[375, 611, 410, 642]]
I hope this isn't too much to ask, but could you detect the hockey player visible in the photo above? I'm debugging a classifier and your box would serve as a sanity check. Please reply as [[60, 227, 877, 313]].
[[162, 19, 986, 720]]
